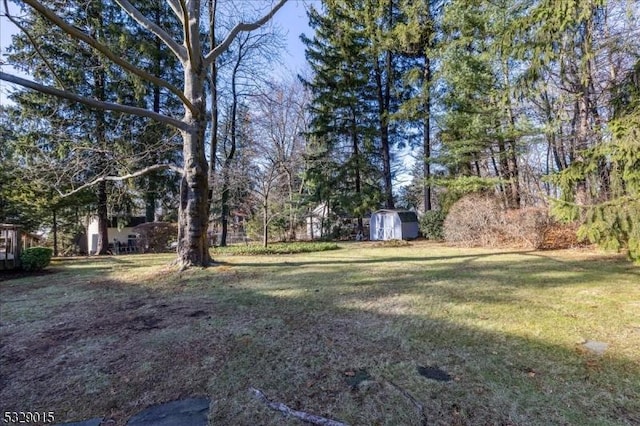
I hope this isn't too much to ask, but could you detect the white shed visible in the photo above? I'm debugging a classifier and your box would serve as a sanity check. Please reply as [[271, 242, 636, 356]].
[[369, 209, 419, 241]]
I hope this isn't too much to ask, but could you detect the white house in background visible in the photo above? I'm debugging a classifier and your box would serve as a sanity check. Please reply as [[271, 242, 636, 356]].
[[86, 216, 146, 254], [306, 202, 330, 240], [369, 209, 419, 241]]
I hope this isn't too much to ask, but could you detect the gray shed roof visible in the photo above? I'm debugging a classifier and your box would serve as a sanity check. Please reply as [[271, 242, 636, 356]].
[[374, 209, 418, 223]]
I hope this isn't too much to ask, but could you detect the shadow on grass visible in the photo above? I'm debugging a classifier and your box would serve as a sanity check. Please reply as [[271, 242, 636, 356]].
[[0, 250, 638, 425], [228, 250, 638, 294], [232, 248, 637, 270]]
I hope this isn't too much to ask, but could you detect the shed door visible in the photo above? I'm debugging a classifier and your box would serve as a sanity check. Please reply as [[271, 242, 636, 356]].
[[376, 213, 396, 240], [375, 214, 384, 240], [386, 213, 396, 239]]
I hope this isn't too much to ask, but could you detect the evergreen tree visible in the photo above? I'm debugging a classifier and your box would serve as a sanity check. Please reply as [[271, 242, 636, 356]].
[[301, 1, 382, 233], [550, 62, 640, 262], [394, 0, 442, 212], [6, 0, 161, 253], [125, 0, 183, 223], [436, 0, 527, 209]]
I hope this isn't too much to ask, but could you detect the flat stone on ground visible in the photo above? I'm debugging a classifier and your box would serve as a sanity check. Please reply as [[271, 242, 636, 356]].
[[126, 397, 210, 426], [583, 340, 608, 356], [417, 365, 452, 382]]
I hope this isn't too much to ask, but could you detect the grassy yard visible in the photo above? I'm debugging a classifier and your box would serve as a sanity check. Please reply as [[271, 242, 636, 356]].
[[1, 242, 638, 425]]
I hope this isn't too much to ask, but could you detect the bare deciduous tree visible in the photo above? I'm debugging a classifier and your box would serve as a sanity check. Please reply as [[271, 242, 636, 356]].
[[0, 0, 287, 268]]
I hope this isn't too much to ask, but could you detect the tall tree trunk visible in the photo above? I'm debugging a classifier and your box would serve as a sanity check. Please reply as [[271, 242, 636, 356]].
[[145, 185, 156, 222], [574, 11, 597, 209], [94, 48, 109, 255], [144, 6, 163, 223], [220, 58, 240, 247], [500, 57, 520, 209], [262, 201, 268, 248], [177, 64, 211, 268], [286, 172, 296, 241], [351, 108, 363, 234], [422, 51, 432, 212], [96, 180, 109, 255], [208, 0, 218, 184], [52, 208, 58, 257], [220, 181, 229, 246], [374, 54, 394, 209]]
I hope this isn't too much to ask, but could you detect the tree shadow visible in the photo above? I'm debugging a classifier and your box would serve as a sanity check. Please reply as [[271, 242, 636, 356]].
[[1, 250, 638, 425]]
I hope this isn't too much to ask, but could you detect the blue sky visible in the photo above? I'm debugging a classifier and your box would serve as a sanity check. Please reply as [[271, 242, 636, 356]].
[[272, 0, 313, 75]]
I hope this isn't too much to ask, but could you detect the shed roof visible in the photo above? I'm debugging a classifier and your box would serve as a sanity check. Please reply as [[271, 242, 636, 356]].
[[373, 209, 418, 223]]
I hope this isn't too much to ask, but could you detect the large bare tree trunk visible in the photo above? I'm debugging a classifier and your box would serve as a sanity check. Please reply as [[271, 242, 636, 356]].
[[177, 65, 211, 268], [96, 180, 110, 255]]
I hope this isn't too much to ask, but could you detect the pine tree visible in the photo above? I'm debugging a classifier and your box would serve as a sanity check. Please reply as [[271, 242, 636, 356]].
[[301, 1, 382, 233], [393, 0, 441, 212], [436, 0, 527, 209], [550, 62, 640, 262]]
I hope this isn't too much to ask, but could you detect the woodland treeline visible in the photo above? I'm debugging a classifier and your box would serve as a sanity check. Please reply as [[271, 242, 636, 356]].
[[1, 0, 639, 262]]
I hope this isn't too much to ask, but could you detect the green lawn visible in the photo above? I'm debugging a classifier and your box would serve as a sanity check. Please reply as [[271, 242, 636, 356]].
[[1, 242, 638, 425]]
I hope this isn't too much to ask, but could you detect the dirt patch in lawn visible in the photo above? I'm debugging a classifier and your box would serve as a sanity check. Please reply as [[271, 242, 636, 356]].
[[0, 277, 231, 424], [0, 267, 61, 283]]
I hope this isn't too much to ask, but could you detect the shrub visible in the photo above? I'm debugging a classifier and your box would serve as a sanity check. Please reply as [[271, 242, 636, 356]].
[[444, 194, 554, 249], [420, 210, 446, 240], [444, 194, 502, 247], [21, 247, 53, 271], [539, 222, 590, 250], [212, 242, 339, 255], [133, 222, 178, 253], [499, 208, 552, 249]]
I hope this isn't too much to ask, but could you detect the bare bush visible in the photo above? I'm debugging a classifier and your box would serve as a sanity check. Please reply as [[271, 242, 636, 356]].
[[539, 222, 590, 250], [444, 194, 502, 247], [500, 208, 551, 249], [444, 194, 554, 249], [133, 222, 178, 253]]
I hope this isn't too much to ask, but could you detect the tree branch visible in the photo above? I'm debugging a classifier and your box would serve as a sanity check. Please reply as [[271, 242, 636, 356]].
[[0, 72, 190, 131], [3, 0, 67, 90], [58, 164, 184, 198], [203, 0, 288, 67], [113, 0, 187, 62], [20, 0, 195, 112], [180, 0, 197, 70], [249, 388, 348, 426], [165, 0, 184, 23]]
